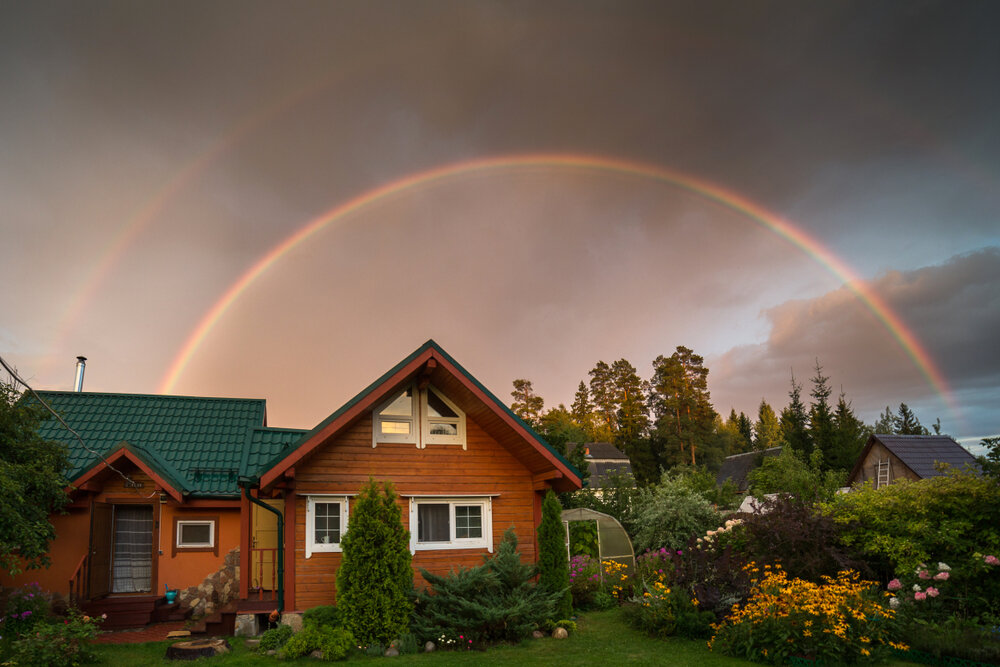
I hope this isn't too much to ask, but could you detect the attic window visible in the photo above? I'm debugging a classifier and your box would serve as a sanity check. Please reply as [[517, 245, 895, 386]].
[[373, 384, 465, 449]]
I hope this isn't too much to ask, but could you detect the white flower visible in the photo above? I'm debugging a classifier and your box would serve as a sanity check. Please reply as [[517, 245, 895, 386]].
[[937, 562, 951, 572], [912, 584, 922, 592], [889, 597, 900, 608]]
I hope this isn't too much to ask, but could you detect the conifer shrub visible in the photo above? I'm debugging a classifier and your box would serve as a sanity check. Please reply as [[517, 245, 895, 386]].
[[258, 623, 294, 651], [335, 478, 412, 647], [302, 605, 341, 630], [412, 529, 561, 646], [537, 489, 572, 618]]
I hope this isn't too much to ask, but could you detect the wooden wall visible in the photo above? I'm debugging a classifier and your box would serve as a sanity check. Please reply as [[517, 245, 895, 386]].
[[292, 414, 539, 610], [850, 442, 920, 487]]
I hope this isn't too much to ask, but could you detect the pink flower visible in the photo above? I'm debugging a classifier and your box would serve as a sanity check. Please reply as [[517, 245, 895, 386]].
[[918, 570, 931, 579], [914, 591, 927, 601], [934, 571, 949, 581], [887, 578, 902, 591], [985, 555, 999, 566], [926, 587, 939, 597]]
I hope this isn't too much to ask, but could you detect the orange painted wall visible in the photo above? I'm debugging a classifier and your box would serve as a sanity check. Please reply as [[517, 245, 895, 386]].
[[291, 414, 539, 611], [1, 461, 240, 598]]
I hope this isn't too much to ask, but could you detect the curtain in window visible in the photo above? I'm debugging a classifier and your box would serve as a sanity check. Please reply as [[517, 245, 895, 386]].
[[418, 504, 450, 542]]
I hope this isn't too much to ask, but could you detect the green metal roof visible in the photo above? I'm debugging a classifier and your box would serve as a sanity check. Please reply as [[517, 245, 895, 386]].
[[31, 391, 268, 497], [241, 427, 307, 479]]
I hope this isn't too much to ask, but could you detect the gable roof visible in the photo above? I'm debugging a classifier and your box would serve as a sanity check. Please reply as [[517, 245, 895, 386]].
[[716, 447, 782, 492], [568, 442, 630, 461], [30, 391, 271, 497], [257, 340, 583, 492], [850, 434, 980, 481]]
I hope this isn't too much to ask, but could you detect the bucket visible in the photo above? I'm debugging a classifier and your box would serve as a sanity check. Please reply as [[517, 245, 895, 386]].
[[165, 584, 178, 604]]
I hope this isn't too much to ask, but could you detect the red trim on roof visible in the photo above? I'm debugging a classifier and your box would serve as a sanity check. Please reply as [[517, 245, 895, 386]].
[[70, 446, 185, 503], [259, 349, 434, 488]]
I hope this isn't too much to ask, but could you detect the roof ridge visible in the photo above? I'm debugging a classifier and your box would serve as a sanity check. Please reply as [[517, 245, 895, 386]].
[[34, 390, 266, 403]]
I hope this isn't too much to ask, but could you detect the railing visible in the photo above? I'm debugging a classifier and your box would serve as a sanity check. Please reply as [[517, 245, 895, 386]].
[[249, 548, 278, 601], [69, 553, 89, 606]]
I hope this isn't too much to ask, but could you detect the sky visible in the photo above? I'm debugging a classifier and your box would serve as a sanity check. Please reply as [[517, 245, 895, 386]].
[[2, 1, 998, 453]]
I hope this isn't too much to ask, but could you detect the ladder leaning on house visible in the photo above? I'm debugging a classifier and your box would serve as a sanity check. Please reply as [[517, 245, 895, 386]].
[[875, 458, 891, 489]]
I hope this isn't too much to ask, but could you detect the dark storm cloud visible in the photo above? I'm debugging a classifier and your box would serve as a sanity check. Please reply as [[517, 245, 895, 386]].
[[710, 248, 1000, 435]]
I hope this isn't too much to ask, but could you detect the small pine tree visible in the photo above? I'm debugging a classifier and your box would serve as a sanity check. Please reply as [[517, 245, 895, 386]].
[[537, 489, 572, 618], [336, 478, 413, 646]]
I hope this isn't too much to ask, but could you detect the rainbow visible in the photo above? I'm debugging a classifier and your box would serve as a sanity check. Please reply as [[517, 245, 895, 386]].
[[157, 153, 956, 415]]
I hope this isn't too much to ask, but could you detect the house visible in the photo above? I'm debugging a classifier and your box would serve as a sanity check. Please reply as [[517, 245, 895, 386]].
[[847, 434, 980, 489], [716, 447, 782, 492], [1, 340, 582, 629], [566, 442, 634, 488]]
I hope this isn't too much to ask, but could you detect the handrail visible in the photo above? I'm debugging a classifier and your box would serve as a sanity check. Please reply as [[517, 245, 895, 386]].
[[242, 485, 284, 613], [250, 547, 279, 601], [69, 553, 89, 606]]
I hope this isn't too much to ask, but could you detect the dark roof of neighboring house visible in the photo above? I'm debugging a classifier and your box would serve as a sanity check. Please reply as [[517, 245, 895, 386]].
[[567, 442, 630, 460], [851, 434, 980, 481], [588, 461, 635, 488], [30, 391, 301, 497], [716, 447, 782, 491]]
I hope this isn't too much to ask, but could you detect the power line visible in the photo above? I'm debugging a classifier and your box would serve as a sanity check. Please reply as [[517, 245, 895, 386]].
[[0, 354, 136, 487]]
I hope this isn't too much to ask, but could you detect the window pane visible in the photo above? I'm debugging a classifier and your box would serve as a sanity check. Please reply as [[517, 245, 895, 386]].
[[455, 506, 482, 539], [315, 502, 340, 544], [426, 391, 457, 418], [418, 504, 450, 542], [180, 523, 211, 545], [381, 420, 410, 435], [429, 421, 458, 436], [380, 388, 413, 416]]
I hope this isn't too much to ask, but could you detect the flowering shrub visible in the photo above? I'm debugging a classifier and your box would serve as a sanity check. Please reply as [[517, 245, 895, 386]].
[[601, 559, 631, 600], [1, 582, 50, 639], [624, 578, 675, 638], [7, 608, 103, 667], [635, 548, 676, 588], [568, 555, 601, 607], [668, 535, 753, 621], [710, 564, 899, 664]]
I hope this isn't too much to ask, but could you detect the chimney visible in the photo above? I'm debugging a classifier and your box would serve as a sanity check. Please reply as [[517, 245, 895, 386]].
[[74, 356, 87, 392]]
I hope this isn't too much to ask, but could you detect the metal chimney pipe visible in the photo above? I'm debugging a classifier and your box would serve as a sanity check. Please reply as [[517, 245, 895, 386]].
[[74, 356, 87, 392]]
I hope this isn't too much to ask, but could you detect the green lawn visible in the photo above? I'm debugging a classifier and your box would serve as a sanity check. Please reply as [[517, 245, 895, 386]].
[[92, 609, 920, 666]]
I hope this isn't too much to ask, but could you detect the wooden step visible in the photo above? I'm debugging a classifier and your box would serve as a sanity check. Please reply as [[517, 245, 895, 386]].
[[81, 595, 163, 630]]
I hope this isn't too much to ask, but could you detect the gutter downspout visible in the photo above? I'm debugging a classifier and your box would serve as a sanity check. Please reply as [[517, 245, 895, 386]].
[[241, 482, 284, 614]]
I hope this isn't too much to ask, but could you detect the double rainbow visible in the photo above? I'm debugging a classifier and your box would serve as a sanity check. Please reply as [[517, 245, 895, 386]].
[[155, 153, 955, 418]]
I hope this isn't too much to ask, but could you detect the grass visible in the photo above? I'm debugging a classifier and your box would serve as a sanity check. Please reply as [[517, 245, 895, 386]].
[[91, 608, 923, 666]]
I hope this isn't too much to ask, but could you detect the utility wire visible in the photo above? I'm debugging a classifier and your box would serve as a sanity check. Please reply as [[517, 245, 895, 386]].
[[0, 353, 136, 487]]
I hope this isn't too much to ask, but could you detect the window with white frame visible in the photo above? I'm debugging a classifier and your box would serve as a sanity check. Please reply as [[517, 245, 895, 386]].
[[176, 520, 215, 548], [306, 496, 349, 557], [373, 384, 466, 448], [409, 497, 493, 552]]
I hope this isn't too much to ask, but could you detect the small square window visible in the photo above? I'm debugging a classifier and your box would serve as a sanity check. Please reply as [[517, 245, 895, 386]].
[[306, 496, 349, 557], [176, 520, 215, 548]]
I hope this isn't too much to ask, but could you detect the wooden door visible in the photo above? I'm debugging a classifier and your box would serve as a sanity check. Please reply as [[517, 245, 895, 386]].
[[88, 502, 113, 600], [251, 500, 282, 590]]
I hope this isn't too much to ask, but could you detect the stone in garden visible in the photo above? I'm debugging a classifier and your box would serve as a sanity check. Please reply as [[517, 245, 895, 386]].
[[244, 639, 260, 650], [234, 614, 259, 637], [165, 638, 230, 660], [385, 647, 399, 657], [310, 650, 324, 659], [266, 649, 276, 656], [424, 641, 436, 652], [166, 630, 191, 638], [532, 630, 545, 639], [280, 612, 303, 632], [552, 627, 568, 639]]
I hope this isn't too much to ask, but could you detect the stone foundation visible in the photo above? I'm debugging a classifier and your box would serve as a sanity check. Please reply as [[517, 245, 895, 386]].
[[177, 547, 240, 617]]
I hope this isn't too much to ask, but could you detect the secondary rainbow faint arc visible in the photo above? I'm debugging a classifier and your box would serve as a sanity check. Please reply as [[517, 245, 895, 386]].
[[158, 153, 956, 414]]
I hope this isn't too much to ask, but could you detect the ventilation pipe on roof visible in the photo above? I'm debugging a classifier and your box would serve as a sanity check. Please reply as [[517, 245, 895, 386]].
[[74, 356, 87, 392]]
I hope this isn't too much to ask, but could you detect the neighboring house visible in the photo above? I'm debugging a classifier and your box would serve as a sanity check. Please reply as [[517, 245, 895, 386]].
[[716, 447, 782, 492], [567, 442, 634, 488], [1, 341, 581, 628], [847, 434, 980, 489]]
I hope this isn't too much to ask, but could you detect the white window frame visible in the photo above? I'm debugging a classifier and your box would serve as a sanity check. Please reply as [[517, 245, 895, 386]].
[[409, 497, 493, 553], [176, 520, 215, 549], [306, 495, 350, 558], [372, 384, 467, 449], [372, 386, 418, 446]]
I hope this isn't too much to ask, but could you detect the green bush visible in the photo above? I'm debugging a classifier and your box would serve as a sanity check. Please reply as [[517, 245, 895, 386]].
[[5, 608, 102, 667], [258, 623, 294, 651], [412, 528, 561, 646], [633, 471, 721, 553], [824, 469, 1000, 583], [567, 554, 600, 607], [1, 582, 51, 640], [336, 477, 412, 646], [302, 605, 341, 630], [281, 625, 356, 661], [568, 520, 598, 557], [623, 578, 675, 638], [537, 489, 572, 618], [748, 447, 845, 505], [589, 589, 618, 610]]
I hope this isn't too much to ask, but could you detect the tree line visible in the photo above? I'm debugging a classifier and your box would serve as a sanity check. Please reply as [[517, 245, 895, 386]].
[[510, 346, 943, 485]]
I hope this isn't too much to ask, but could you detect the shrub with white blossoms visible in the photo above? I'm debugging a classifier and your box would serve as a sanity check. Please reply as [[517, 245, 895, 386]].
[[696, 518, 743, 546]]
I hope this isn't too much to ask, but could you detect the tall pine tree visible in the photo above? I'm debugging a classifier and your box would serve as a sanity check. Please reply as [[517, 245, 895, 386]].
[[781, 373, 811, 457], [808, 361, 836, 469], [753, 399, 784, 452], [650, 346, 716, 468], [510, 379, 544, 428]]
